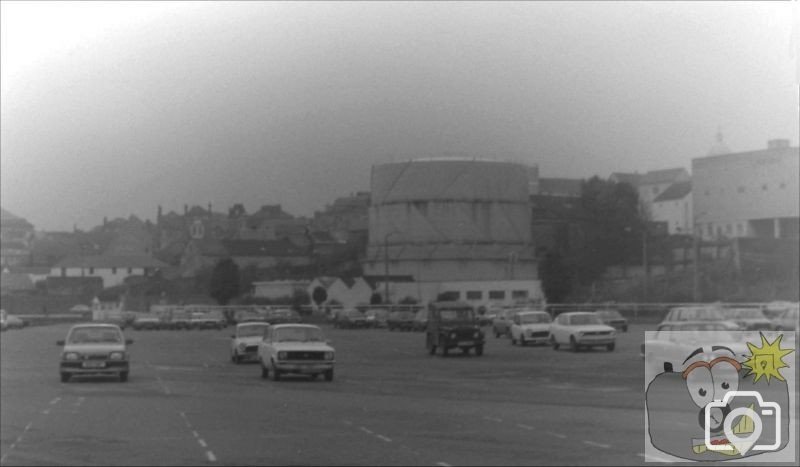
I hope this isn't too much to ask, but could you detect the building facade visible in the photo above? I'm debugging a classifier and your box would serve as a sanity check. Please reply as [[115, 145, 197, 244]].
[[651, 181, 693, 235]]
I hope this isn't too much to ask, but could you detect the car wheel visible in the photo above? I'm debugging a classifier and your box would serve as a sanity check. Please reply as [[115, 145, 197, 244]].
[[494, 330, 500, 338], [261, 363, 269, 379], [607, 342, 615, 352], [324, 369, 334, 382], [119, 371, 128, 382], [551, 335, 559, 350], [520, 338, 527, 347], [623, 326, 628, 333], [428, 343, 437, 355], [270, 361, 281, 381], [511, 336, 516, 345], [234, 352, 242, 364], [60, 372, 70, 383], [570, 336, 579, 352], [475, 345, 483, 356], [462, 347, 470, 355]]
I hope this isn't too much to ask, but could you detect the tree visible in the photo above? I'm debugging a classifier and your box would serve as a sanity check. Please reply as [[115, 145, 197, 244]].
[[209, 258, 240, 305], [538, 251, 573, 303], [312, 286, 328, 306], [370, 292, 383, 305]]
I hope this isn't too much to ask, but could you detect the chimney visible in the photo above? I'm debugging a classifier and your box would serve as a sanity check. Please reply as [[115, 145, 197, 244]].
[[767, 139, 790, 150]]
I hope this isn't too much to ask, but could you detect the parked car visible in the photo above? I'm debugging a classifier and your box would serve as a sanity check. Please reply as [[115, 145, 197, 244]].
[[550, 312, 616, 352], [258, 324, 335, 381], [235, 308, 269, 324], [412, 308, 428, 332], [660, 306, 739, 330], [364, 309, 389, 328], [509, 311, 552, 346], [425, 301, 484, 356], [772, 305, 799, 331], [723, 307, 774, 331], [334, 310, 368, 329], [57, 323, 133, 382], [491, 309, 516, 338], [640, 321, 749, 374], [189, 311, 226, 330], [594, 309, 628, 332], [131, 313, 162, 330], [387, 310, 415, 331], [1, 310, 27, 330], [231, 322, 270, 363]]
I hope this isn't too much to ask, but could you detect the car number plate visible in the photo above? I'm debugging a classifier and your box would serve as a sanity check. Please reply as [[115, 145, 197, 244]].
[[83, 361, 106, 368]]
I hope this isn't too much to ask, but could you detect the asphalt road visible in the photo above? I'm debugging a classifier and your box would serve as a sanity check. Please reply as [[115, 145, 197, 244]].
[[1, 323, 654, 466]]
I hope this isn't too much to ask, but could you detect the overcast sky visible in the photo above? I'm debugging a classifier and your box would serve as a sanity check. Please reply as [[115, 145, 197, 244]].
[[1, 1, 797, 231]]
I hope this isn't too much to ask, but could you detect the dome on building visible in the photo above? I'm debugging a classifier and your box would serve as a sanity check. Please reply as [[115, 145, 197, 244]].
[[707, 129, 731, 156]]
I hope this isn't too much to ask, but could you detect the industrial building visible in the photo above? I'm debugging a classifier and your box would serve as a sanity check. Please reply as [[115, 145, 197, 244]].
[[362, 158, 542, 307], [692, 139, 799, 240]]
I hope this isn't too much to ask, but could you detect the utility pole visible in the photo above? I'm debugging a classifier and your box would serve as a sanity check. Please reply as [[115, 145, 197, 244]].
[[383, 231, 398, 305], [642, 229, 648, 302], [693, 231, 700, 302]]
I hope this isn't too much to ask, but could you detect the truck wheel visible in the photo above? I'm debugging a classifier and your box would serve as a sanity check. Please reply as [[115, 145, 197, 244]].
[[475, 345, 484, 356], [551, 335, 559, 350], [607, 342, 615, 352], [261, 364, 269, 379], [270, 361, 281, 381]]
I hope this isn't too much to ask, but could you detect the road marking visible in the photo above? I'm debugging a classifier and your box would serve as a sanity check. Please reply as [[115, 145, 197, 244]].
[[376, 434, 392, 443], [198, 439, 207, 448], [546, 432, 567, 439], [1, 414, 38, 463], [206, 451, 217, 462], [638, 452, 673, 462], [483, 416, 503, 423], [25, 422, 33, 431], [583, 440, 611, 449], [41, 409, 50, 415], [343, 420, 353, 426], [192, 430, 199, 438], [436, 462, 452, 467], [516, 423, 534, 430], [49, 397, 61, 405], [359, 426, 374, 435]]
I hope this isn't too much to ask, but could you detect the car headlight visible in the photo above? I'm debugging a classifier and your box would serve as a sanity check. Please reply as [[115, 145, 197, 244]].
[[525, 330, 532, 337], [324, 351, 334, 360], [449, 332, 456, 340], [238, 342, 247, 351], [109, 351, 125, 360], [63, 352, 80, 361], [278, 351, 287, 360]]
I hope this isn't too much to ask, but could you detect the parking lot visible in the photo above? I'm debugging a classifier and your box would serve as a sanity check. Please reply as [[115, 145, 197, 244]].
[[1, 321, 653, 466]]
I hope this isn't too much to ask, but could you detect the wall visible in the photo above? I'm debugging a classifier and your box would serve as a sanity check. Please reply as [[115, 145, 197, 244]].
[[652, 193, 693, 235]]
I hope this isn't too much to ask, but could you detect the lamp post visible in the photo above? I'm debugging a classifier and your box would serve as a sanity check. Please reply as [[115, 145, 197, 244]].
[[383, 231, 400, 305]]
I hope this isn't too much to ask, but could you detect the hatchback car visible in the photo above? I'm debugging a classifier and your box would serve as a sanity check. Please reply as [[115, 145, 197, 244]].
[[660, 306, 739, 330], [258, 324, 335, 381], [594, 309, 628, 332], [491, 309, 516, 338], [231, 322, 270, 363], [509, 311, 552, 346], [772, 306, 799, 331], [724, 307, 773, 331], [57, 323, 133, 382], [550, 312, 616, 352], [640, 321, 749, 375]]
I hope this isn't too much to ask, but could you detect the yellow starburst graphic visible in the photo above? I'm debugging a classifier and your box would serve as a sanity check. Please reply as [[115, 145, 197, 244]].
[[743, 333, 794, 383]]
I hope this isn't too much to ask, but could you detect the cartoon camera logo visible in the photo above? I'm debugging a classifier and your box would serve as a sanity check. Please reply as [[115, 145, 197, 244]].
[[645, 332, 796, 462]]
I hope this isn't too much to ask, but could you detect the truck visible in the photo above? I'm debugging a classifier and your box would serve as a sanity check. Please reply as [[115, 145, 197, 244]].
[[425, 301, 485, 356]]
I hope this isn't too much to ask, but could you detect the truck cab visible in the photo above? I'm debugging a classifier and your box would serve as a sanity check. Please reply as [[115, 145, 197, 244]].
[[425, 301, 485, 356]]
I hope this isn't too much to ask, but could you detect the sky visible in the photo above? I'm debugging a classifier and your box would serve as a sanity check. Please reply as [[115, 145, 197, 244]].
[[1, 1, 798, 232]]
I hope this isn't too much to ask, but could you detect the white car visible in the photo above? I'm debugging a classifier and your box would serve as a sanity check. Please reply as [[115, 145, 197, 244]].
[[509, 311, 552, 346], [641, 321, 749, 375], [549, 312, 616, 352], [258, 324, 335, 381], [231, 322, 270, 363], [660, 306, 739, 330], [57, 323, 133, 382]]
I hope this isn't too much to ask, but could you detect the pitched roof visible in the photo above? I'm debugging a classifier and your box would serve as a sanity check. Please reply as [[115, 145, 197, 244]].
[[640, 168, 688, 185], [609, 172, 641, 186], [654, 181, 692, 202], [220, 238, 307, 257], [54, 255, 168, 269]]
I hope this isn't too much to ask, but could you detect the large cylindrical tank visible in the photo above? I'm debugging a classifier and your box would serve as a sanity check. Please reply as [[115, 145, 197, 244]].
[[365, 158, 536, 282]]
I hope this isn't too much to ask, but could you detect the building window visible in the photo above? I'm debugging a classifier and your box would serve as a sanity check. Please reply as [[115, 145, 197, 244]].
[[737, 186, 745, 193], [511, 290, 528, 300], [466, 291, 482, 300], [489, 290, 505, 300], [112, 267, 117, 274]]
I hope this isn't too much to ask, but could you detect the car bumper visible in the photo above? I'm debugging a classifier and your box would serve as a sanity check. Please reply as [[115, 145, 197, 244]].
[[275, 361, 334, 373], [576, 336, 615, 346], [60, 361, 129, 374], [521, 336, 549, 344]]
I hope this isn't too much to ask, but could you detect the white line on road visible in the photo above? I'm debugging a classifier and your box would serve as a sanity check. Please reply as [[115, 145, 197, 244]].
[[192, 430, 199, 438], [583, 440, 611, 449], [436, 462, 452, 467], [343, 420, 353, 426], [49, 397, 61, 405], [516, 423, 534, 430], [206, 451, 217, 462], [25, 422, 33, 431], [376, 435, 392, 443], [546, 432, 567, 439], [482, 416, 502, 423], [41, 409, 50, 415], [359, 426, 374, 435], [198, 439, 207, 448], [637, 452, 674, 462]]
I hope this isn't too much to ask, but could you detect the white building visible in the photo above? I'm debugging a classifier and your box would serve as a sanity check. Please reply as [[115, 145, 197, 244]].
[[51, 255, 167, 288], [378, 279, 545, 310], [692, 139, 799, 240], [307, 276, 375, 310], [252, 280, 310, 300]]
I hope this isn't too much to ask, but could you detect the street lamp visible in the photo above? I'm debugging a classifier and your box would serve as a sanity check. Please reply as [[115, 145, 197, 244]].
[[383, 231, 401, 305]]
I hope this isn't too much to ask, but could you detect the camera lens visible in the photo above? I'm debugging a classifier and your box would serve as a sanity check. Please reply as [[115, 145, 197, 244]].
[[699, 403, 731, 433]]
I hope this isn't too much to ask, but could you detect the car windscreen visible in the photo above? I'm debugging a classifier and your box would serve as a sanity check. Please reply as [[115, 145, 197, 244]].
[[237, 325, 268, 337], [519, 313, 551, 324], [68, 327, 122, 344], [568, 314, 602, 325], [727, 309, 766, 320], [675, 308, 724, 321], [439, 309, 474, 322], [274, 327, 325, 342]]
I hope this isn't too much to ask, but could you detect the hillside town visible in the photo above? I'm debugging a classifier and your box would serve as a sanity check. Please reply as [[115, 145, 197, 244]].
[[2, 136, 797, 317]]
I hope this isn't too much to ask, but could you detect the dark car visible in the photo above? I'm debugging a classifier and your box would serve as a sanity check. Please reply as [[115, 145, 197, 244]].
[[425, 302, 484, 356], [334, 310, 368, 329], [387, 311, 416, 331], [594, 309, 628, 332]]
